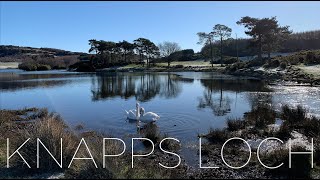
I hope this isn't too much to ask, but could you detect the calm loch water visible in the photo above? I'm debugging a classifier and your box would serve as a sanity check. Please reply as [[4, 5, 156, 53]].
[[1, 69, 320, 165]]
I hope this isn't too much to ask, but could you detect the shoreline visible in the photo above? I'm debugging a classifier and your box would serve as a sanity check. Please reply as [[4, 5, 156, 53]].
[[94, 66, 320, 86], [2, 64, 319, 87]]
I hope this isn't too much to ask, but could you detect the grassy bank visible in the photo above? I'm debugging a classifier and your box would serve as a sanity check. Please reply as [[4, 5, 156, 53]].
[[68, 49, 320, 85], [224, 50, 320, 85], [95, 60, 226, 73], [297, 64, 320, 79], [0, 62, 19, 69], [0, 108, 187, 179], [200, 104, 320, 179]]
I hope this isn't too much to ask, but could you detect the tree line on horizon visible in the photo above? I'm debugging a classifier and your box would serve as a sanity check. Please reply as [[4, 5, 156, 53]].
[[1, 16, 319, 71], [86, 16, 319, 69], [201, 29, 320, 59], [6, 15, 319, 72], [198, 16, 293, 66], [87, 38, 183, 68]]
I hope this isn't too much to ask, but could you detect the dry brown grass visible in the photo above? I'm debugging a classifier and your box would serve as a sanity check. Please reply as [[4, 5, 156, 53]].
[[0, 108, 115, 177], [0, 108, 187, 179]]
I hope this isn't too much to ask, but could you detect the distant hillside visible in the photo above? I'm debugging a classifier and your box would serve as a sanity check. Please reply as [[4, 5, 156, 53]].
[[0, 45, 89, 70], [0, 45, 86, 57]]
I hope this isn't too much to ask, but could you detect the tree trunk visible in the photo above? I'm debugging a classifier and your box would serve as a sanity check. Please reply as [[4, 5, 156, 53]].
[[236, 37, 239, 62], [258, 35, 262, 61], [220, 36, 223, 67], [140, 52, 143, 67], [210, 41, 213, 67], [267, 44, 271, 62], [101, 52, 105, 67], [109, 53, 112, 67], [219, 79, 223, 108]]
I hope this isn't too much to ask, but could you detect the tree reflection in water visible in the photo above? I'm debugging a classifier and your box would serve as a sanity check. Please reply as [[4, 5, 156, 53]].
[[90, 72, 193, 102], [91, 72, 272, 117], [198, 78, 231, 116], [198, 77, 271, 116], [135, 73, 161, 102]]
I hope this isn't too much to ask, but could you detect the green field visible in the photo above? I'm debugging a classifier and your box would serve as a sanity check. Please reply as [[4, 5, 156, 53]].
[[0, 62, 20, 69], [156, 60, 213, 67], [296, 64, 320, 78], [117, 60, 223, 71]]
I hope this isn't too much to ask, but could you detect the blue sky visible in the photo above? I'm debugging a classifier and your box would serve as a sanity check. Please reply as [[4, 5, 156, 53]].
[[1, 1, 320, 53]]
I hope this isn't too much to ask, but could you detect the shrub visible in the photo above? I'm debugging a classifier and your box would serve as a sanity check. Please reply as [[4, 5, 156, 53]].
[[302, 51, 320, 65], [264, 147, 312, 179], [175, 64, 184, 68], [223, 57, 238, 64], [299, 56, 305, 63], [226, 61, 247, 72], [17, 55, 79, 71], [302, 116, 320, 137], [35, 55, 78, 69], [160, 133, 180, 152], [141, 123, 161, 146], [226, 118, 246, 131], [280, 62, 287, 69], [244, 104, 276, 129], [52, 65, 66, 70], [275, 122, 291, 140], [37, 64, 51, 71], [69, 62, 95, 72], [204, 128, 229, 144], [18, 62, 38, 71], [18, 62, 52, 71], [305, 51, 317, 65], [266, 59, 280, 68], [277, 105, 320, 139], [281, 105, 307, 127], [247, 58, 267, 67], [285, 56, 301, 65], [167, 49, 194, 61]]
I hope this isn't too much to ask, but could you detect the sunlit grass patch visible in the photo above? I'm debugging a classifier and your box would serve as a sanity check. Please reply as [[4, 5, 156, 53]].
[[121, 64, 145, 69], [157, 60, 213, 67], [296, 64, 320, 78]]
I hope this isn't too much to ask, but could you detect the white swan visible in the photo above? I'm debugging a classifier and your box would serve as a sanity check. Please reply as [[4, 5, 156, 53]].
[[139, 107, 160, 123], [125, 109, 137, 120], [125, 102, 140, 120], [125, 102, 160, 123]]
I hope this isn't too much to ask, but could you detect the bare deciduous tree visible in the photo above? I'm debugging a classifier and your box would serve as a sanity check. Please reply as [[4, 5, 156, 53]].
[[158, 41, 181, 67]]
